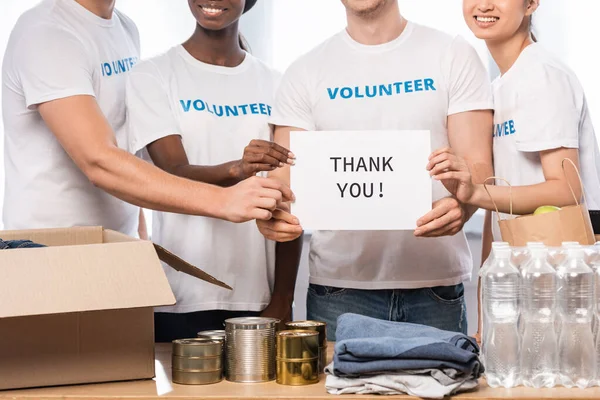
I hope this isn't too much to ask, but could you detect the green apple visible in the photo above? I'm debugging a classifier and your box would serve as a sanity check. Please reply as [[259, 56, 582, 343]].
[[533, 205, 561, 215]]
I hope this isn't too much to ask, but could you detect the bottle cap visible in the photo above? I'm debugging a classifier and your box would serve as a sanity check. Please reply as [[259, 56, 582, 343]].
[[567, 244, 585, 258], [526, 242, 544, 248], [562, 241, 580, 247], [495, 247, 512, 258]]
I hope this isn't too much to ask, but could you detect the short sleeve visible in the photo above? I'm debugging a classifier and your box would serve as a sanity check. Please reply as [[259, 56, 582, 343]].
[[269, 59, 316, 131], [125, 63, 179, 154], [443, 36, 493, 115], [513, 68, 580, 152], [12, 27, 95, 109]]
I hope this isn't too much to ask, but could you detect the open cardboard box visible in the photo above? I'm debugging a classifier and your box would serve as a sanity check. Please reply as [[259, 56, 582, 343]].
[[0, 226, 230, 390]]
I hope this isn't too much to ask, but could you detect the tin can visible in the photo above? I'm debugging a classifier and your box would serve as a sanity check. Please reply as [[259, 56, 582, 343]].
[[276, 330, 319, 386], [197, 330, 227, 377], [225, 317, 279, 383], [172, 355, 222, 371], [172, 369, 222, 385], [285, 321, 327, 372], [197, 330, 226, 341], [172, 338, 222, 358]]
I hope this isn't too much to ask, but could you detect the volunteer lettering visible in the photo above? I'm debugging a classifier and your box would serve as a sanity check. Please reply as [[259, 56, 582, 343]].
[[180, 99, 272, 117], [327, 78, 436, 100], [101, 56, 139, 77]]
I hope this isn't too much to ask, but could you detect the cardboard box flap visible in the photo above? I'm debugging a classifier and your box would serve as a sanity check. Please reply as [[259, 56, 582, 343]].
[[0, 241, 175, 319], [0, 226, 103, 246], [103, 229, 232, 291], [103, 229, 137, 244], [153, 244, 233, 291]]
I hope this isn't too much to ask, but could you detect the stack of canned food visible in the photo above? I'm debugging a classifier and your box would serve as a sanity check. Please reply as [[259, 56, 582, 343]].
[[171, 338, 223, 385], [285, 320, 328, 373], [276, 330, 319, 385], [171, 318, 328, 386]]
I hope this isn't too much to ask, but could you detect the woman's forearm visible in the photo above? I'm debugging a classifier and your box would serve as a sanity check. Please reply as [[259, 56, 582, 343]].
[[169, 161, 244, 187], [470, 180, 581, 215]]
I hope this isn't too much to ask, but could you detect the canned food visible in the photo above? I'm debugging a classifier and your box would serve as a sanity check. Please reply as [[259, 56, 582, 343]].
[[276, 330, 319, 385], [276, 359, 319, 386], [172, 369, 222, 385], [284, 321, 328, 372], [277, 330, 319, 360], [197, 330, 227, 377], [285, 321, 327, 346], [225, 317, 279, 383], [197, 330, 226, 341], [319, 346, 328, 372], [172, 338, 223, 358], [172, 355, 222, 371]]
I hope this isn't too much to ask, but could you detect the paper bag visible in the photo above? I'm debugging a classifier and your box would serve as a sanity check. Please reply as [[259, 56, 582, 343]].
[[486, 159, 596, 247]]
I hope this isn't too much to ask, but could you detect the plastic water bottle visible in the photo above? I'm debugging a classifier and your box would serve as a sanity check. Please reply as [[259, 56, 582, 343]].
[[517, 243, 545, 338], [557, 245, 596, 388], [520, 245, 558, 388], [593, 243, 600, 383], [479, 242, 510, 278], [479, 242, 509, 367], [483, 247, 521, 388]]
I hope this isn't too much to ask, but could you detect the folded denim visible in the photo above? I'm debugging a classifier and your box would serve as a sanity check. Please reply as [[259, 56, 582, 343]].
[[333, 313, 482, 379], [0, 239, 46, 250]]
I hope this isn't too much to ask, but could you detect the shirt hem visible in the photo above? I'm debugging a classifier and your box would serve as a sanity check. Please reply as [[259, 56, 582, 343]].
[[26, 89, 96, 110], [154, 302, 269, 314], [448, 101, 493, 116], [268, 117, 315, 131], [308, 273, 472, 290], [515, 139, 579, 153]]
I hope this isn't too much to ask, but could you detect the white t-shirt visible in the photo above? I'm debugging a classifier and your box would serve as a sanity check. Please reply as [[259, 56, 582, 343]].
[[2, 0, 140, 235], [270, 22, 493, 290], [126, 46, 279, 313], [491, 43, 600, 240]]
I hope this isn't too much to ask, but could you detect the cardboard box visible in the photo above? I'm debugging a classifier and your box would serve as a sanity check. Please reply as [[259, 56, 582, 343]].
[[0, 226, 230, 390]]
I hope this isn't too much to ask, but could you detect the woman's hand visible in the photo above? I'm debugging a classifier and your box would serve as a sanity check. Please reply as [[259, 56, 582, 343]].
[[230, 139, 295, 180], [256, 202, 303, 242], [427, 147, 477, 204]]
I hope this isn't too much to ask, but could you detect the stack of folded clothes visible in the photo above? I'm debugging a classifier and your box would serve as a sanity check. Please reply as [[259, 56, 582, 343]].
[[0, 239, 46, 250], [325, 314, 483, 399]]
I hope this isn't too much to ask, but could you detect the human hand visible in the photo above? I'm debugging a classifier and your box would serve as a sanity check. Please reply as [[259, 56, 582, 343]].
[[230, 139, 295, 180], [414, 197, 467, 237], [427, 147, 476, 204], [260, 295, 293, 329], [220, 176, 294, 223], [256, 202, 303, 242]]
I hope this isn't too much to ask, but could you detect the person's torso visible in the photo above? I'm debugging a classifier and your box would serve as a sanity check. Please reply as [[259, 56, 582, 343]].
[[297, 23, 475, 288], [144, 47, 278, 311], [1, 0, 139, 234], [491, 44, 600, 240]]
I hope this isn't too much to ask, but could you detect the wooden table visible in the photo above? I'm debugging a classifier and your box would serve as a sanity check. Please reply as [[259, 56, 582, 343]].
[[2, 344, 600, 399]]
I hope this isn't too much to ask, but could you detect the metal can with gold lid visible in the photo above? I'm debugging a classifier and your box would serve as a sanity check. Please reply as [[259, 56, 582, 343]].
[[276, 330, 319, 386], [285, 320, 327, 372]]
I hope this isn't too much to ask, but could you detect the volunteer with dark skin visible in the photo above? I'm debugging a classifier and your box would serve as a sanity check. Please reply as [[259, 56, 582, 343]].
[[126, 0, 303, 340], [2, 0, 293, 239]]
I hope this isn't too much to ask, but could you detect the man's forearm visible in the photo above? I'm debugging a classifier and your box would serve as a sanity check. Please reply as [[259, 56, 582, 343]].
[[271, 234, 304, 305], [88, 146, 230, 218]]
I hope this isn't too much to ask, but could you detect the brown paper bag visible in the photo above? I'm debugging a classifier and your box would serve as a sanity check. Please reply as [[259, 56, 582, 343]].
[[484, 159, 596, 247]]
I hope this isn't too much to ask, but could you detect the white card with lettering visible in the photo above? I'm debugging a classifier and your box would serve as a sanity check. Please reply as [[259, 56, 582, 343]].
[[290, 130, 432, 231]]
